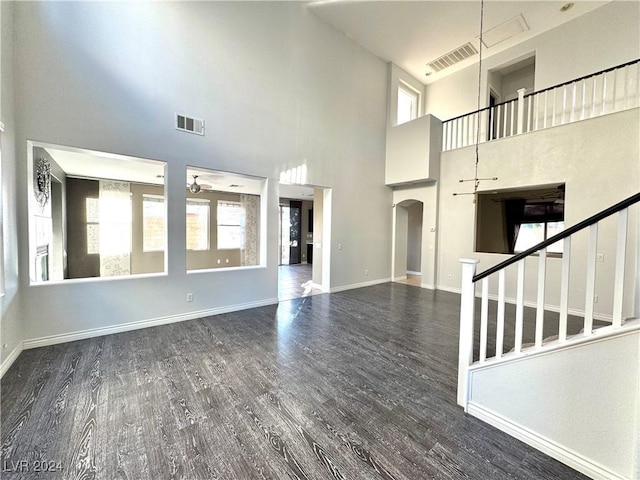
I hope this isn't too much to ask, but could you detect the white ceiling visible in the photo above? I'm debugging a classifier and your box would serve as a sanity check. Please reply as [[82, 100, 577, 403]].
[[307, 0, 609, 84]]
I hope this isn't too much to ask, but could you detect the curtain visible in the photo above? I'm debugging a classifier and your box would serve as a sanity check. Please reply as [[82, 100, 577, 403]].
[[504, 199, 526, 254], [99, 180, 131, 276], [240, 194, 259, 266]]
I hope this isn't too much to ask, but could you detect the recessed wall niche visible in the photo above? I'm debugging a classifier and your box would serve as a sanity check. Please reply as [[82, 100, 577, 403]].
[[28, 142, 167, 283], [186, 166, 265, 271]]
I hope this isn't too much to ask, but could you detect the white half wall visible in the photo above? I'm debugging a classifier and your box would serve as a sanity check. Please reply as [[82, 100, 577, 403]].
[[468, 330, 640, 479]]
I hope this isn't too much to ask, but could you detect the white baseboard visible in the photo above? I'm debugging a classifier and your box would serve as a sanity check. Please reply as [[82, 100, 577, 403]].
[[435, 285, 613, 323], [20, 298, 279, 351], [406, 270, 421, 276], [467, 402, 628, 480], [393, 276, 407, 281], [330, 278, 391, 294], [1, 342, 24, 378], [421, 283, 436, 290]]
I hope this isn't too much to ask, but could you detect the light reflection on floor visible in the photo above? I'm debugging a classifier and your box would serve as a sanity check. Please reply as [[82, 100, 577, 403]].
[[278, 264, 324, 301]]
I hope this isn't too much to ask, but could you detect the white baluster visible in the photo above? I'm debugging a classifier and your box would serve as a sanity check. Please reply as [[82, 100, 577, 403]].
[[480, 278, 489, 363], [580, 80, 586, 120], [503, 103, 509, 137], [561, 86, 567, 124], [584, 223, 598, 335], [612, 68, 618, 112], [443, 122, 448, 151], [534, 93, 540, 131], [570, 83, 577, 122], [543, 90, 548, 128], [516, 88, 526, 134], [526, 95, 532, 133], [510, 100, 516, 136], [601, 73, 608, 115], [496, 104, 502, 139], [552, 88, 557, 127], [613, 208, 628, 328], [535, 247, 547, 348], [591, 77, 597, 118], [623, 65, 629, 110], [515, 260, 525, 353], [496, 269, 506, 358], [559, 237, 571, 342], [458, 258, 480, 408]]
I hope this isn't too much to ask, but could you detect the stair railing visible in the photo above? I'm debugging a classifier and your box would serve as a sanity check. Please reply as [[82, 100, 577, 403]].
[[443, 58, 640, 152], [457, 192, 640, 408]]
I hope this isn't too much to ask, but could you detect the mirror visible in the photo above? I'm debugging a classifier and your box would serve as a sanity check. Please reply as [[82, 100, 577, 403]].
[[186, 166, 264, 271], [28, 142, 166, 283]]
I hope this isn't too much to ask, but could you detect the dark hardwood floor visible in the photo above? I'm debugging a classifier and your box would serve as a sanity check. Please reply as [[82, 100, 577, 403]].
[[1, 284, 588, 479], [278, 264, 322, 301]]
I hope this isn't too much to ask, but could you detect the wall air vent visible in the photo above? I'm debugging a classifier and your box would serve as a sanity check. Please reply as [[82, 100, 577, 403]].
[[426, 42, 478, 74], [176, 114, 205, 136]]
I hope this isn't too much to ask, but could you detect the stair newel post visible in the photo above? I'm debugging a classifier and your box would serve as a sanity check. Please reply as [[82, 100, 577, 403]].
[[458, 258, 480, 409]]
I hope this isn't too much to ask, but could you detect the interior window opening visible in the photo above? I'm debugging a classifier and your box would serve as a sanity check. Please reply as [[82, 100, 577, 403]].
[[475, 184, 565, 255]]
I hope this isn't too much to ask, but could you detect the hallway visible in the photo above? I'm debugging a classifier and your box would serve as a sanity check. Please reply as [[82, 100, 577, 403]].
[[278, 264, 323, 301]]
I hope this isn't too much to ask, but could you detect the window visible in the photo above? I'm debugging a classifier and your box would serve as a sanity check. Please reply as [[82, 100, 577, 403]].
[[475, 185, 565, 255], [143, 195, 165, 252], [397, 82, 420, 125], [514, 220, 564, 254], [217, 201, 244, 250], [186, 199, 210, 251]]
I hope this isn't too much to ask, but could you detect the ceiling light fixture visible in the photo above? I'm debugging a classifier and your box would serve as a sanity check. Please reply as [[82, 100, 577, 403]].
[[189, 175, 201, 194]]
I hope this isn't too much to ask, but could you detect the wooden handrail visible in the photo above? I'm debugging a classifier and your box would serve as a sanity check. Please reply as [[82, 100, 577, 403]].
[[473, 192, 640, 283], [444, 58, 640, 124]]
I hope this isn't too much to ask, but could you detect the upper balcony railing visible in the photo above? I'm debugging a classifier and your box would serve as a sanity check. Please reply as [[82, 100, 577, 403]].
[[442, 59, 640, 152]]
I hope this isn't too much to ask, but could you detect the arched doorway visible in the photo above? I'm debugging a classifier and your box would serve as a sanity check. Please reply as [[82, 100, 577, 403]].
[[393, 199, 423, 287]]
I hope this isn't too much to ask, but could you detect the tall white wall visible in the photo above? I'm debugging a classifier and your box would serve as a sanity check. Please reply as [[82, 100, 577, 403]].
[[10, 2, 390, 347], [425, 1, 640, 120], [0, 2, 22, 371], [438, 109, 639, 318]]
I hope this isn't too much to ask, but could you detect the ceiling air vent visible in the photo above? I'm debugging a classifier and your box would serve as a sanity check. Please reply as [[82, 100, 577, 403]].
[[176, 113, 205, 136], [426, 42, 478, 74]]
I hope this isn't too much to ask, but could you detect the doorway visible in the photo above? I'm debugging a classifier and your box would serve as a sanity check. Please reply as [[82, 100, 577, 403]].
[[278, 185, 330, 301], [393, 199, 423, 287]]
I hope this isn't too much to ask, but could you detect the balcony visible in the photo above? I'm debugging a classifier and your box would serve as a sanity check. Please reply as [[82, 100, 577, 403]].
[[442, 59, 640, 152]]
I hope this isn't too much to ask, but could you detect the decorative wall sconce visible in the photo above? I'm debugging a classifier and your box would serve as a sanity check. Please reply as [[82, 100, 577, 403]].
[[35, 157, 51, 210], [189, 175, 201, 194]]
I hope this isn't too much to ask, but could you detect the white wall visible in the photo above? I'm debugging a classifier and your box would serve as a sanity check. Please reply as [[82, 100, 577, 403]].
[[438, 109, 639, 319], [425, 1, 640, 120], [469, 330, 640, 479], [10, 2, 390, 347], [1, 2, 22, 371]]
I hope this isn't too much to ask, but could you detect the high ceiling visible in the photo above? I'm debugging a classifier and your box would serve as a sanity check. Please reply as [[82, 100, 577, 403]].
[[307, 0, 609, 84]]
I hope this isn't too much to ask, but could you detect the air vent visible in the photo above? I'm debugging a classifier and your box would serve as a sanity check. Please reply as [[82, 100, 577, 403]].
[[176, 114, 205, 136], [426, 42, 478, 74]]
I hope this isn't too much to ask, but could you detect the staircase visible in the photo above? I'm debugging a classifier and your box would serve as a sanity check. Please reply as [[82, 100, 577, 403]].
[[457, 193, 640, 479]]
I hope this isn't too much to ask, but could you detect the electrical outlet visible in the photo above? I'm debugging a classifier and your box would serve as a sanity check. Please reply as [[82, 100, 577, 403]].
[[338, 243, 343, 250], [594, 295, 598, 303], [186, 293, 193, 302], [596, 253, 604, 262], [448, 274, 453, 281], [365, 269, 369, 276]]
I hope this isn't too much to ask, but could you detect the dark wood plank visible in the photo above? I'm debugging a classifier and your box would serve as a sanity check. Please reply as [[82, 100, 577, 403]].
[[1, 284, 589, 479]]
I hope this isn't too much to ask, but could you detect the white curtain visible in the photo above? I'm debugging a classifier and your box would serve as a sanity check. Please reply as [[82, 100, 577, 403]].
[[240, 194, 259, 266], [99, 180, 131, 276]]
